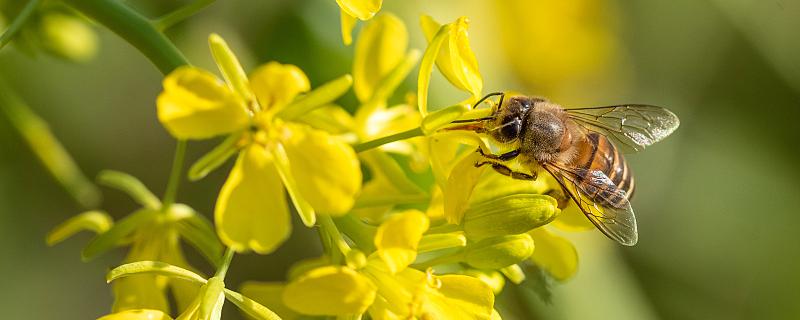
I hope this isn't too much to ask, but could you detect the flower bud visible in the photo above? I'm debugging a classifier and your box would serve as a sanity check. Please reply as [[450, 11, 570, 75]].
[[463, 194, 559, 241], [461, 269, 506, 294], [464, 234, 534, 269], [39, 13, 97, 62]]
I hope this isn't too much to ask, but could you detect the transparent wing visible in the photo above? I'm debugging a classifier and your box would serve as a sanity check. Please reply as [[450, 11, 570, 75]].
[[565, 105, 679, 153], [542, 163, 638, 246]]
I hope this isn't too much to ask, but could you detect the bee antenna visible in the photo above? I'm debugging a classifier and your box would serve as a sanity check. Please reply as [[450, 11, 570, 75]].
[[451, 116, 495, 124]]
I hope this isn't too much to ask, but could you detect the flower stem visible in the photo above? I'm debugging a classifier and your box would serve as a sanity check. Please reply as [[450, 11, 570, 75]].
[[64, 0, 190, 74], [318, 214, 351, 264], [0, 78, 100, 208], [161, 139, 187, 210], [352, 127, 424, 153], [153, 0, 216, 31], [214, 247, 236, 279], [0, 0, 41, 50]]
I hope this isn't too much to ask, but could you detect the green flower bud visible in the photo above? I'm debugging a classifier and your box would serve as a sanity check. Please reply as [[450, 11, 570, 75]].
[[464, 234, 534, 269], [463, 194, 559, 241], [39, 13, 98, 62]]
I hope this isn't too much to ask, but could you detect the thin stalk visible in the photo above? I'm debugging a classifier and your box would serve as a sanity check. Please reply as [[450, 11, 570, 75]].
[[214, 248, 236, 278], [153, 0, 216, 31], [353, 127, 424, 153], [64, 0, 189, 74], [0, 0, 41, 50], [161, 140, 187, 209], [318, 214, 351, 264]]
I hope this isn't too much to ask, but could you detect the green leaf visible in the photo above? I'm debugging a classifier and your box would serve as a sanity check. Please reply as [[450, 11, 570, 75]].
[[46, 210, 113, 246], [176, 212, 225, 267], [277, 74, 354, 121], [82, 209, 158, 261], [97, 170, 161, 209], [107, 260, 207, 284], [189, 133, 242, 181], [223, 288, 282, 320]]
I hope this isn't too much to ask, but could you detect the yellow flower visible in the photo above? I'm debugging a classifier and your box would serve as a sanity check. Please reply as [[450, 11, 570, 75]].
[[156, 34, 361, 255], [420, 15, 483, 109], [245, 210, 496, 319], [48, 171, 222, 315], [336, 0, 383, 45]]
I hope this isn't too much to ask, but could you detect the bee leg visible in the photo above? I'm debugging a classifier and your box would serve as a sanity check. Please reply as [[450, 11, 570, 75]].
[[475, 161, 537, 181], [476, 147, 520, 161]]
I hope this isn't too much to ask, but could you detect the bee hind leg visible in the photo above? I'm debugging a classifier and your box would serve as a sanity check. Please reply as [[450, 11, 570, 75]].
[[475, 160, 537, 181]]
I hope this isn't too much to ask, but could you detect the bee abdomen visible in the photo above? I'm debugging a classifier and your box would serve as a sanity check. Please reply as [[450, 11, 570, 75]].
[[572, 133, 635, 208]]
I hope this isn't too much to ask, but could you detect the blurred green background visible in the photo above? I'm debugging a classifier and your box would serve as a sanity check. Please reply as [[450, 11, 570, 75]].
[[1, 0, 798, 319]]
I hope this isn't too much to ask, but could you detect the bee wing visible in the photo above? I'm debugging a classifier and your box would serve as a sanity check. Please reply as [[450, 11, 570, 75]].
[[542, 163, 638, 246], [565, 105, 679, 153]]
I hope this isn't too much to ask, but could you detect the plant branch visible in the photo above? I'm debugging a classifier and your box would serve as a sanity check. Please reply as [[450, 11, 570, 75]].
[[353, 127, 424, 153], [0, 0, 41, 50], [153, 0, 216, 31], [64, 0, 189, 74]]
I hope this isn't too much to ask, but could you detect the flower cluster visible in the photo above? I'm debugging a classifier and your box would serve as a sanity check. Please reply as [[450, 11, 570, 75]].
[[47, 5, 589, 320]]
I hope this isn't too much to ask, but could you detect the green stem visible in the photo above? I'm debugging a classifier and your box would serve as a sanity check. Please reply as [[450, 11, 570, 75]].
[[353, 127, 424, 153], [153, 0, 216, 31], [214, 247, 236, 278], [0, 0, 41, 50], [0, 78, 100, 208], [64, 0, 189, 74], [161, 140, 187, 209], [318, 214, 350, 264], [334, 214, 376, 253]]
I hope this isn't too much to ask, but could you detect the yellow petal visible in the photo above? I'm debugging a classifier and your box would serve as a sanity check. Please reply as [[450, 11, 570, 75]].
[[215, 146, 291, 254], [98, 309, 172, 320], [421, 274, 495, 320], [374, 210, 429, 273], [340, 10, 357, 45], [157, 66, 249, 140], [280, 124, 362, 215], [336, 0, 382, 20], [420, 16, 483, 100], [249, 62, 310, 111], [353, 13, 408, 102], [443, 151, 486, 224], [528, 228, 579, 281], [240, 282, 300, 320], [283, 266, 376, 315]]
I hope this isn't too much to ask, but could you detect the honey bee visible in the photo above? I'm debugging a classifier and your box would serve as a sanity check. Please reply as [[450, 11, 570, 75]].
[[449, 92, 680, 246]]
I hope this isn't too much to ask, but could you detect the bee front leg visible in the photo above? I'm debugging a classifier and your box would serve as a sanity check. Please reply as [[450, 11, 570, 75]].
[[476, 147, 520, 161], [475, 160, 537, 181]]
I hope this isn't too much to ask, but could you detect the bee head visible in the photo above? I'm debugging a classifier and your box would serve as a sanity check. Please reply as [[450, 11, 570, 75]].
[[490, 96, 535, 143]]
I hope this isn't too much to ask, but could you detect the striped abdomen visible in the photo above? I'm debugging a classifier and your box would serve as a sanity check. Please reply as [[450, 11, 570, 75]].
[[569, 132, 635, 208]]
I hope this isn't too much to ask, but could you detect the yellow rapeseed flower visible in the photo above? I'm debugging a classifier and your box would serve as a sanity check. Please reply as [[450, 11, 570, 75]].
[[245, 210, 496, 319], [156, 34, 361, 254], [336, 0, 383, 45]]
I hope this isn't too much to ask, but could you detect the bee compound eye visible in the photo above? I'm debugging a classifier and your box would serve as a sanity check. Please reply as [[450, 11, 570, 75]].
[[499, 119, 521, 141]]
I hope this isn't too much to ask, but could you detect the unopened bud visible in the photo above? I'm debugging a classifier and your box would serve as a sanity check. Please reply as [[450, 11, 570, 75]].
[[39, 13, 97, 62], [464, 234, 534, 269], [463, 194, 558, 240]]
